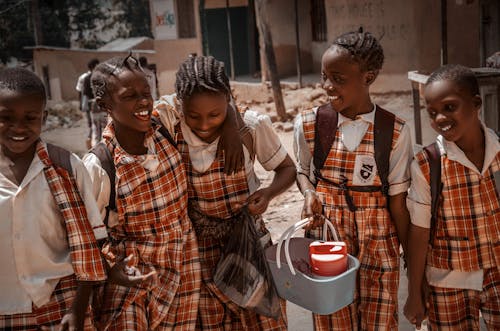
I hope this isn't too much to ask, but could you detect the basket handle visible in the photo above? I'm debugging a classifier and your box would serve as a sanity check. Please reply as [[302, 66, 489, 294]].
[[276, 215, 339, 275]]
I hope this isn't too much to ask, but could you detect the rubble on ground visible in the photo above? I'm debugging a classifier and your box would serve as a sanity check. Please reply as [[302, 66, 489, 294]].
[[44, 100, 83, 131]]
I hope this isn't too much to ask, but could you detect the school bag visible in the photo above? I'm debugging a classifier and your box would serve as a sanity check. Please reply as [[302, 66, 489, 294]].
[[47, 143, 74, 176], [312, 102, 395, 211], [422, 142, 443, 245]]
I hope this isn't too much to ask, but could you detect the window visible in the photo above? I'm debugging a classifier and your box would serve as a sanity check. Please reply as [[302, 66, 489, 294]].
[[311, 0, 327, 42], [176, 0, 196, 38]]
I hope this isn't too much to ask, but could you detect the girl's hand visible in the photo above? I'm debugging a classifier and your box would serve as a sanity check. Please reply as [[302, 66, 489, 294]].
[[301, 190, 323, 231], [247, 189, 272, 215], [108, 254, 157, 287], [404, 294, 427, 330]]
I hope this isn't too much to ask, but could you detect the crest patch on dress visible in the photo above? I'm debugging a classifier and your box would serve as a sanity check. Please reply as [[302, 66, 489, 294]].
[[352, 155, 377, 185]]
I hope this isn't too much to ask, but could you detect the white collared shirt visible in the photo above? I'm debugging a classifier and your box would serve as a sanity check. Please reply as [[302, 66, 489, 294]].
[[293, 105, 413, 196], [0, 144, 106, 314], [407, 125, 500, 290]]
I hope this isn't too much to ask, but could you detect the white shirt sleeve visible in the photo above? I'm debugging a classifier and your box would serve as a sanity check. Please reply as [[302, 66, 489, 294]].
[[71, 153, 108, 240], [154, 94, 181, 137], [245, 110, 287, 171], [387, 122, 413, 196], [293, 113, 316, 184], [407, 158, 432, 228], [75, 72, 87, 92], [82, 153, 119, 228]]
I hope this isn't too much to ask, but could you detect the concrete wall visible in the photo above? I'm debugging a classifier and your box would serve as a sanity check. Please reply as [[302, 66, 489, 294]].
[[32, 49, 153, 101], [258, 0, 314, 78], [318, 0, 481, 92]]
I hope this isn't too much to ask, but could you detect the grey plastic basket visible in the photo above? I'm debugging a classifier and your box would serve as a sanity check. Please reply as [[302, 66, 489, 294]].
[[265, 218, 360, 315]]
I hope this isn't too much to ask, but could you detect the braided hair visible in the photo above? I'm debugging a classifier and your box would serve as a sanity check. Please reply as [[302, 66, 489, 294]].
[[90, 54, 142, 100], [330, 27, 384, 72], [175, 55, 231, 101], [0, 67, 46, 103], [426, 64, 479, 96]]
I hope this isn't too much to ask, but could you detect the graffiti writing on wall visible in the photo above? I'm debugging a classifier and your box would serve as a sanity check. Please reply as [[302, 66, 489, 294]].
[[156, 10, 175, 27]]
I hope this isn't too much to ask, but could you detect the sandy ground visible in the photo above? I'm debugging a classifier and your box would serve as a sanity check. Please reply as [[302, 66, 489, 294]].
[[41, 89, 485, 331]]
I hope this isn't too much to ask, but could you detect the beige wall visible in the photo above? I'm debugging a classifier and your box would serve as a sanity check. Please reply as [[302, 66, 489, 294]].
[[319, 0, 481, 92], [258, 0, 314, 78]]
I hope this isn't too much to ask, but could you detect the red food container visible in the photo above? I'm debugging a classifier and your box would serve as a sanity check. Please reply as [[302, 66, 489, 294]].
[[309, 241, 348, 277]]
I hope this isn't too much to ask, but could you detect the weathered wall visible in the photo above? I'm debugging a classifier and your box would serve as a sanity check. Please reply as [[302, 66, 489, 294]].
[[258, 0, 314, 78]]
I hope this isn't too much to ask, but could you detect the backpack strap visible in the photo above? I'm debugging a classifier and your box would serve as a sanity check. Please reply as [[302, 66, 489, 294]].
[[313, 103, 338, 171], [373, 105, 395, 199], [46, 143, 73, 177], [423, 142, 443, 245], [152, 116, 178, 148]]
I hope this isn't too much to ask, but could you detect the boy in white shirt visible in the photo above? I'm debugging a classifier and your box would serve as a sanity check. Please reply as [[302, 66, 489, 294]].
[[0, 68, 107, 330]]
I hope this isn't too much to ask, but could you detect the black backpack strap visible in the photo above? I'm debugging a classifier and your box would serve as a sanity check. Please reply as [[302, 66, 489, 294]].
[[152, 116, 177, 148], [373, 106, 395, 199], [90, 142, 116, 226], [46, 143, 73, 177], [313, 103, 338, 171], [423, 142, 443, 245]]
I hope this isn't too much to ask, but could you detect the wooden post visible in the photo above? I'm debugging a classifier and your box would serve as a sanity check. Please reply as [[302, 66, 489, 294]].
[[226, 0, 235, 80], [440, 0, 447, 65], [255, 0, 287, 121], [294, 0, 302, 88]]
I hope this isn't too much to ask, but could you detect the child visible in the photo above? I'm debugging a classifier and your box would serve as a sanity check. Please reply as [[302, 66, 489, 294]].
[[82, 55, 204, 330], [0, 68, 107, 330], [155, 55, 295, 330], [404, 64, 499, 330], [293, 28, 413, 330]]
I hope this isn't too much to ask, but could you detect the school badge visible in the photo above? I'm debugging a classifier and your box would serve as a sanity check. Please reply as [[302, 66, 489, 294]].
[[352, 155, 377, 185]]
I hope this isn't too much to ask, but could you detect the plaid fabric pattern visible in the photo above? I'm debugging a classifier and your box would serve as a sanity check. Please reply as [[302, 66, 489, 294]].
[[176, 125, 249, 219], [427, 266, 500, 330], [96, 122, 201, 330], [0, 275, 94, 330], [415, 150, 500, 271], [302, 109, 401, 330], [176, 127, 287, 330], [37, 142, 107, 282]]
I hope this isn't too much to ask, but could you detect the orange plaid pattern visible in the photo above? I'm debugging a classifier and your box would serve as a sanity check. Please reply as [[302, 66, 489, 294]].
[[0, 275, 94, 330], [427, 267, 500, 330], [415, 150, 500, 271], [176, 128, 287, 330], [301, 108, 403, 330], [96, 122, 201, 330], [37, 142, 107, 282]]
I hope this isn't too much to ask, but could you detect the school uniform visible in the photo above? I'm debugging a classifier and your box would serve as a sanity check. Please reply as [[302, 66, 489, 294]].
[[294, 105, 413, 330], [83, 121, 201, 331], [156, 95, 288, 330], [0, 141, 107, 330], [408, 126, 500, 330]]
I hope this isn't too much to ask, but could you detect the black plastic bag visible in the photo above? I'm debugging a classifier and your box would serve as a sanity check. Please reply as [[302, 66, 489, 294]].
[[213, 207, 280, 318]]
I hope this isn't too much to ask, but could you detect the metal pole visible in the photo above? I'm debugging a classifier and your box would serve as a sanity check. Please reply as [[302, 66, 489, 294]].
[[226, 0, 235, 80], [294, 0, 302, 87]]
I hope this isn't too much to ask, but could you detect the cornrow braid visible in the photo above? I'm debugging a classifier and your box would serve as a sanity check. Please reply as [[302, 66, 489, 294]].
[[426, 64, 479, 96], [175, 55, 231, 101], [90, 54, 142, 100], [331, 27, 384, 72]]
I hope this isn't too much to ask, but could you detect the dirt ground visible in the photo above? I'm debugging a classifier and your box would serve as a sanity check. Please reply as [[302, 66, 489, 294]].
[[41, 86, 459, 331]]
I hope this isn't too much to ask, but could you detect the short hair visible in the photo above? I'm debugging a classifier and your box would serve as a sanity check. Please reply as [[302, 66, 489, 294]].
[[175, 55, 231, 101], [88, 58, 100, 70], [91, 55, 142, 99], [330, 27, 384, 72], [139, 56, 148, 67], [426, 64, 479, 96], [0, 67, 46, 102]]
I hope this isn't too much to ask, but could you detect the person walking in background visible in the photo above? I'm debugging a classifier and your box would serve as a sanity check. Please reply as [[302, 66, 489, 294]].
[[76, 58, 99, 149]]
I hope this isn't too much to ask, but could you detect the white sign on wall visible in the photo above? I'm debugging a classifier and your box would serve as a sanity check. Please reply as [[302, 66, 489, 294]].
[[152, 0, 177, 40]]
